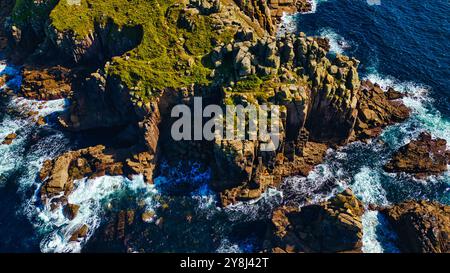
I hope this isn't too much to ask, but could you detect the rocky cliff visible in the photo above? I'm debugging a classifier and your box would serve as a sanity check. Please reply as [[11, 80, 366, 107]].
[[2, 0, 447, 253], [4, 0, 412, 207]]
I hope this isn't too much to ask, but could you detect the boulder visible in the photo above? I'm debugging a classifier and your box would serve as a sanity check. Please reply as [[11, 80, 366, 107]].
[[384, 132, 450, 177], [63, 203, 80, 220], [0, 74, 12, 87], [381, 200, 450, 253], [267, 189, 365, 252], [2, 133, 17, 145], [39, 145, 126, 204], [70, 224, 89, 242], [353, 81, 410, 140]]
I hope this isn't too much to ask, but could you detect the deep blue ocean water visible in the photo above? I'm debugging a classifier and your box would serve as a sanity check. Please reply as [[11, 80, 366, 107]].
[[0, 0, 449, 253], [297, 0, 450, 116]]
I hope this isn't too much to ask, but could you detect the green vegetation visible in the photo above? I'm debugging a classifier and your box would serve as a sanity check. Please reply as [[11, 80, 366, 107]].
[[234, 75, 263, 92], [12, 0, 58, 27], [13, 0, 236, 101]]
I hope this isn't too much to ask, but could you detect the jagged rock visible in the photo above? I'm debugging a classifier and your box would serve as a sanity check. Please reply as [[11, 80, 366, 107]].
[[314, 37, 330, 52], [234, 0, 276, 35], [59, 71, 138, 131], [0, 74, 12, 87], [267, 189, 365, 253], [190, 0, 221, 15], [353, 80, 410, 140], [381, 200, 450, 253], [39, 145, 126, 204], [19, 66, 72, 100], [70, 224, 89, 242], [212, 140, 256, 191], [384, 132, 450, 177], [2, 133, 17, 145], [63, 203, 80, 220], [386, 87, 405, 100], [36, 116, 46, 126], [125, 151, 156, 183], [141, 211, 155, 223]]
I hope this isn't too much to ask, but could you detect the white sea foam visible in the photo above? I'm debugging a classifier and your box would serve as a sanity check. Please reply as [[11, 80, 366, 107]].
[[224, 188, 283, 222], [362, 210, 399, 253], [38, 175, 158, 253], [307, 0, 327, 14], [278, 12, 299, 37], [352, 167, 389, 206], [365, 72, 450, 148], [281, 163, 345, 207], [318, 28, 352, 54]]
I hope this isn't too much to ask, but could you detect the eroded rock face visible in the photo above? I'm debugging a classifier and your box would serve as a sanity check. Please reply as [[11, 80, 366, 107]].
[[19, 65, 72, 100], [234, 0, 313, 34], [58, 72, 138, 131], [39, 145, 128, 205], [353, 80, 410, 141], [267, 189, 365, 253], [45, 19, 143, 65], [381, 200, 450, 253], [234, 0, 276, 35], [384, 132, 449, 177], [210, 32, 410, 205]]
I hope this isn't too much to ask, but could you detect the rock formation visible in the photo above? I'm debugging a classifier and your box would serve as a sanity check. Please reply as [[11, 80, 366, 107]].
[[2, 133, 17, 145], [208, 31, 409, 205], [381, 200, 450, 253], [384, 132, 450, 177], [39, 145, 155, 209], [3, 0, 444, 254], [19, 65, 72, 100], [233, 0, 313, 34], [267, 189, 365, 253]]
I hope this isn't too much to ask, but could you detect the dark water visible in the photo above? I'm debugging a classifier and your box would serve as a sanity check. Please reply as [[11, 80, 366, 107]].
[[0, 0, 449, 253], [298, 0, 450, 115]]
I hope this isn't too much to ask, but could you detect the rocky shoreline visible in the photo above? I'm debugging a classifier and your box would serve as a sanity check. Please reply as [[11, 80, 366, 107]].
[[1, 0, 449, 253]]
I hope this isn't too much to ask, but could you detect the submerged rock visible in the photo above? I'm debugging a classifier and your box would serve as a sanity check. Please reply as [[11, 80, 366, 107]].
[[267, 189, 365, 253], [384, 132, 450, 177], [381, 200, 450, 253]]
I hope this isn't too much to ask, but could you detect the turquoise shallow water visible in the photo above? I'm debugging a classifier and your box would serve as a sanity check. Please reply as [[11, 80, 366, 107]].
[[0, 0, 449, 252]]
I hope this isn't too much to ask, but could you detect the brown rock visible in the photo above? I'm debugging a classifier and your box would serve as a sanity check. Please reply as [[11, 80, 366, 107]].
[[353, 80, 410, 140], [36, 116, 46, 126], [2, 133, 17, 145], [39, 145, 126, 204], [63, 203, 80, 220], [19, 66, 72, 100], [267, 189, 364, 253], [381, 200, 450, 253], [384, 132, 450, 177], [386, 87, 405, 100], [70, 224, 89, 242], [0, 73, 12, 87]]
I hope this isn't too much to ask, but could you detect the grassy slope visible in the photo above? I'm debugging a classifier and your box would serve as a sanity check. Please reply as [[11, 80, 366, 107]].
[[13, 0, 236, 101]]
